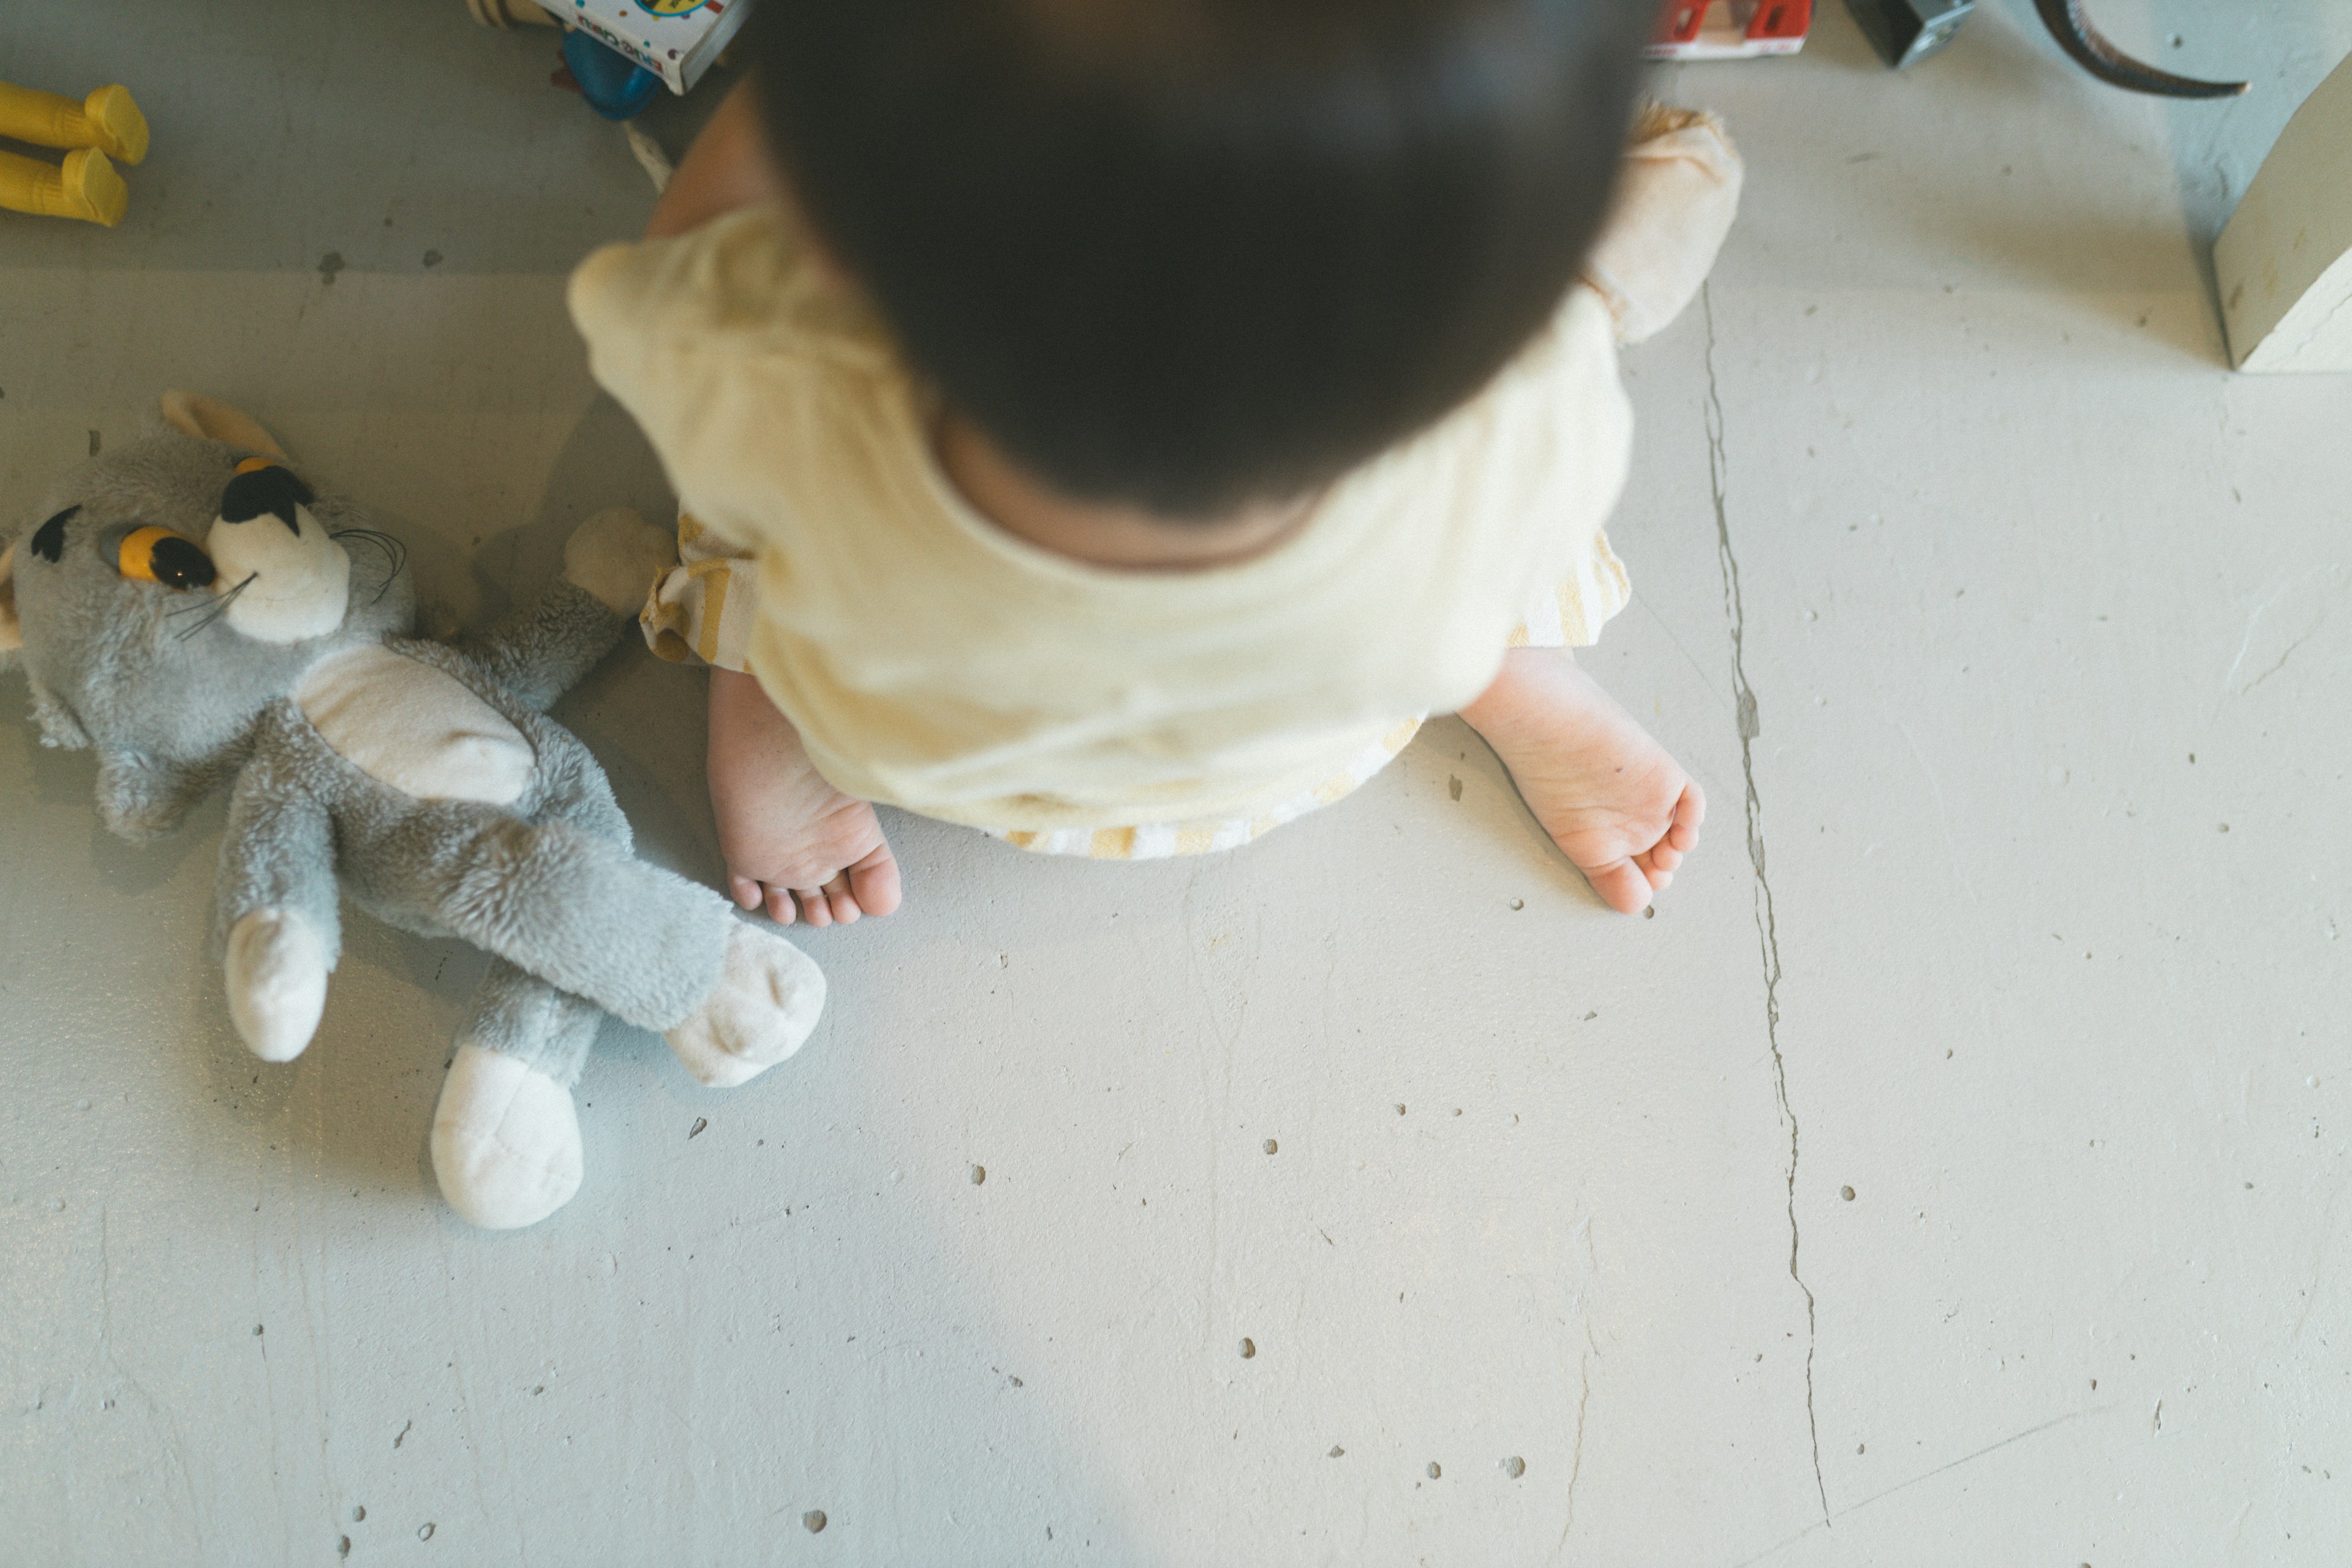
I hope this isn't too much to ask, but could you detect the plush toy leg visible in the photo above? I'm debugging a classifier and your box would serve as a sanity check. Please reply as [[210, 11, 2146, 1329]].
[[224, 908, 332, 1063], [663, 923, 829, 1088], [429, 959, 595, 1229], [0, 83, 149, 163], [432, 1046, 579, 1228], [434, 814, 826, 1080], [0, 146, 127, 226]]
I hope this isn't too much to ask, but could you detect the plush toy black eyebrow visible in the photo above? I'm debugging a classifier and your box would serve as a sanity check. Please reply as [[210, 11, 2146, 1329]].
[[29, 506, 78, 562], [219, 466, 314, 535]]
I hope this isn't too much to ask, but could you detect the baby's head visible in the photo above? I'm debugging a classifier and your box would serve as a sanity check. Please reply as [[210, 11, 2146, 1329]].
[[753, 0, 1650, 518]]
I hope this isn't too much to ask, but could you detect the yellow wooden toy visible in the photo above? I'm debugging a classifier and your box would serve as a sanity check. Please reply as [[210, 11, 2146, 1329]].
[[0, 82, 149, 227]]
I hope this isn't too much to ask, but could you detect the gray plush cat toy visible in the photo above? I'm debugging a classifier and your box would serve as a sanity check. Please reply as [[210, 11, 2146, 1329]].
[[0, 393, 824, 1229]]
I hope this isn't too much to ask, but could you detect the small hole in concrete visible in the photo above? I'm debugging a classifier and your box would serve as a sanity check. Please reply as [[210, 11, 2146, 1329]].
[[1238, 1338, 1256, 1359], [803, 1510, 827, 1534]]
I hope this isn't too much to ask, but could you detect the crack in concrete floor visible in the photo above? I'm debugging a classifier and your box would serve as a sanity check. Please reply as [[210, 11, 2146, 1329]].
[[1704, 284, 1827, 1528]]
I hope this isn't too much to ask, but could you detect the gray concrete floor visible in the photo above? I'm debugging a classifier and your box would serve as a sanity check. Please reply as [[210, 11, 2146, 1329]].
[[4, 2, 2350, 1564]]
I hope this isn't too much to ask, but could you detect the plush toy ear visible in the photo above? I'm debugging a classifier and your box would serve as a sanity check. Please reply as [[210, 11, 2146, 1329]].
[[0, 543, 21, 657], [158, 391, 288, 459]]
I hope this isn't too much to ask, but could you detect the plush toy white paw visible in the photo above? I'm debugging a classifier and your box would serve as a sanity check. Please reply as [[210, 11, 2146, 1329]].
[[561, 508, 677, 617], [430, 1042, 584, 1229], [664, 922, 827, 1089], [224, 908, 330, 1063]]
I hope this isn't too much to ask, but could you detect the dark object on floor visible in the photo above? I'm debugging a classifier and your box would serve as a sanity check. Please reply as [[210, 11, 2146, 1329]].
[[1844, 0, 2248, 97], [2030, 0, 2247, 99], [1844, 0, 1972, 70]]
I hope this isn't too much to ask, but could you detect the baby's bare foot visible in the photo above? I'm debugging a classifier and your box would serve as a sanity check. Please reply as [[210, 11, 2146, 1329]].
[[707, 668, 901, 928], [1461, 648, 1703, 915]]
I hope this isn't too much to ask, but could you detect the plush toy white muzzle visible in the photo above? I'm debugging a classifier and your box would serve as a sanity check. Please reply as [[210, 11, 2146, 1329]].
[[205, 459, 350, 644]]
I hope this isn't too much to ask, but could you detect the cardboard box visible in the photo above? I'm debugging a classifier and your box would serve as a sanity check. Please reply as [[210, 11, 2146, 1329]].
[[537, 0, 750, 95], [2215, 50, 2352, 373]]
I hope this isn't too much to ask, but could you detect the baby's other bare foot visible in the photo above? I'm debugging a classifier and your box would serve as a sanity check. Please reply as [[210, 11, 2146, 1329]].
[[1461, 648, 1703, 915], [707, 668, 901, 928]]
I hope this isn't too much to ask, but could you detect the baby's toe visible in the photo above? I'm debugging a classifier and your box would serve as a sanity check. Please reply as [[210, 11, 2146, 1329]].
[[763, 884, 797, 925], [821, 873, 862, 925], [729, 875, 763, 911], [846, 846, 903, 919], [794, 889, 834, 928], [1582, 857, 1654, 916], [1634, 839, 1681, 889], [1671, 783, 1705, 842]]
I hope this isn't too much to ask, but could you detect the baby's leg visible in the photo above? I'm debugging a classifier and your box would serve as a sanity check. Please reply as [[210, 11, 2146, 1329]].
[[707, 667, 901, 929], [1460, 647, 1704, 914]]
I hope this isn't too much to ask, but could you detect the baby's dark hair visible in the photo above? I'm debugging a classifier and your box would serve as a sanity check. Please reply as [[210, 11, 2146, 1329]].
[[753, 0, 1652, 518]]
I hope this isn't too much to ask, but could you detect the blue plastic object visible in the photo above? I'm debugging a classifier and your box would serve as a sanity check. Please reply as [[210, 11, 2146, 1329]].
[[562, 28, 661, 121]]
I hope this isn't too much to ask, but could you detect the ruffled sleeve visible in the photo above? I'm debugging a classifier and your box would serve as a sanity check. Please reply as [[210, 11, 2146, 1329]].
[[638, 511, 759, 670]]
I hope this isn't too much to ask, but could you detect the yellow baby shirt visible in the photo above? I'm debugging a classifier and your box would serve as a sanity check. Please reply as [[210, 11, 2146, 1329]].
[[568, 107, 1740, 838]]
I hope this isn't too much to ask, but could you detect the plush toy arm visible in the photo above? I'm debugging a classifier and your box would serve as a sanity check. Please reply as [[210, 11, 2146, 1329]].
[[215, 751, 342, 1063], [96, 749, 230, 840], [462, 580, 628, 712], [462, 509, 675, 710]]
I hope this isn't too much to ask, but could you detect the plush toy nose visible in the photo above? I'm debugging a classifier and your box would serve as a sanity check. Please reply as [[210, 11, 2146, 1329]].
[[206, 459, 350, 644], [221, 456, 314, 535]]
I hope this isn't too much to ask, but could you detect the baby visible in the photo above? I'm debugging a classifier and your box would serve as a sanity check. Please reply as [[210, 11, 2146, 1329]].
[[567, 0, 1740, 925]]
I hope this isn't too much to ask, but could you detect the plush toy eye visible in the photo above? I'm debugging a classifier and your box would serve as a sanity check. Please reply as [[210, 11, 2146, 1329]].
[[118, 525, 218, 590]]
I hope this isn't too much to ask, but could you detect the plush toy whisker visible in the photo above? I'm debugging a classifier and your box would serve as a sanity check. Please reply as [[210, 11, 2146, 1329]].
[[172, 571, 255, 641], [164, 577, 241, 616], [328, 527, 407, 608]]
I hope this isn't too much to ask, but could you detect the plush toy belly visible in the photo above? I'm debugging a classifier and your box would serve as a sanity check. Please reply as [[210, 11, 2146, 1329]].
[[295, 645, 536, 805]]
